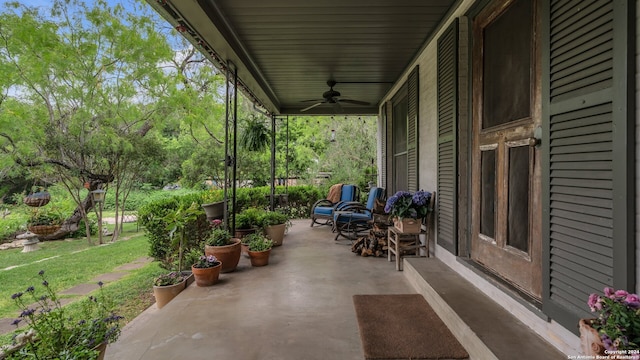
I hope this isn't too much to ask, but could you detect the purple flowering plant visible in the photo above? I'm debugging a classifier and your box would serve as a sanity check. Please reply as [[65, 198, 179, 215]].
[[192, 254, 221, 269], [153, 271, 186, 287], [1, 270, 123, 359], [384, 190, 432, 220], [587, 287, 640, 351]]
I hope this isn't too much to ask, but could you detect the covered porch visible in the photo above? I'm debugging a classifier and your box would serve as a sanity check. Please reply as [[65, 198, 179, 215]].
[[105, 220, 562, 359]]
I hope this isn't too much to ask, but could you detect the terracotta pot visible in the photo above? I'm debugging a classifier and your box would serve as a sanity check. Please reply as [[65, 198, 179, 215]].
[[153, 280, 186, 309], [191, 262, 222, 286], [393, 218, 421, 234], [265, 223, 286, 246], [234, 227, 257, 239], [579, 319, 605, 355], [205, 238, 241, 273], [248, 248, 272, 267]]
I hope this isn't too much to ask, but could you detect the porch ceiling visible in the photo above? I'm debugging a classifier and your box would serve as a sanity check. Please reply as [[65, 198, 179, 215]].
[[148, 0, 457, 115]]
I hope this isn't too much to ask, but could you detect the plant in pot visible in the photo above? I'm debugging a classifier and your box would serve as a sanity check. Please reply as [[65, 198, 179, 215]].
[[580, 287, 640, 355], [27, 206, 65, 236], [234, 208, 263, 238], [163, 202, 202, 275], [2, 270, 123, 360], [189, 249, 222, 287], [204, 228, 241, 273], [246, 232, 274, 267], [384, 190, 432, 234], [153, 271, 187, 309], [260, 211, 290, 246]]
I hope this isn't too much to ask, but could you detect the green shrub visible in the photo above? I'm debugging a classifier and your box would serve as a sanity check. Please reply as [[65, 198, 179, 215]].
[[138, 194, 209, 269], [138, 185, 325, 265], [69, 218, 98, 238]]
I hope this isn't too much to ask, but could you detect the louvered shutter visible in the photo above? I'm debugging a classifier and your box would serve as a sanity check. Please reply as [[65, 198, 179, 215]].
[[542, 0, 634, 332], [380, 103, 387, 190], [386, 101, 394, 192], [437, 20, 458, 255], [407, 66, 419, 192]]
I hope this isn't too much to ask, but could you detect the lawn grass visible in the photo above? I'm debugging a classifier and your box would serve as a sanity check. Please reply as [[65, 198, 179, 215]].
[[0, 233, 150, 319]]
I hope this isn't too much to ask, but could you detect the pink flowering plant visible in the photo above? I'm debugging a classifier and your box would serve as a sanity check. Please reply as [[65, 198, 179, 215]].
[[384, 190, 432, 220], [587, 287, 640, 351]]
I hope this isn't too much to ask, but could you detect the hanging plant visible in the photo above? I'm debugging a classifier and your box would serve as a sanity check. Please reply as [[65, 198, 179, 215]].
[[240, 116, 270, 152]]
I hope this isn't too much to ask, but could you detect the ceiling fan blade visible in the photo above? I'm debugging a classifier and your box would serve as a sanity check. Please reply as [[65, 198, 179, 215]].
[[338, 99, 370, 106], [300, 102, 324, 112], [300, 99, 324, 103]]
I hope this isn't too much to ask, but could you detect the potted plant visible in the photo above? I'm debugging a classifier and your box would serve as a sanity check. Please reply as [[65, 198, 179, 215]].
[[153, 271, 187, 309], [27, 206, 65, 236], [234, 208, 262, 238], [260, 211, 290, 246], [2, 270, 123, 359], [246, 233, 274, 267], [163, 202, 202, 273], [204, 228, 241, 273], [190, 252, 222, 287], [580, 287, 640, 355], [384, 190, 432, 233]]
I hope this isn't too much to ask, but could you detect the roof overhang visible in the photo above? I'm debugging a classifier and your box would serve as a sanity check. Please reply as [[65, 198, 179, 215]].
[[147, 0, 458, 115]]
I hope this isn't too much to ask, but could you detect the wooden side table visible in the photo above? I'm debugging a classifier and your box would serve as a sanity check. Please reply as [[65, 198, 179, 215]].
[[387, 226, 427, 271]]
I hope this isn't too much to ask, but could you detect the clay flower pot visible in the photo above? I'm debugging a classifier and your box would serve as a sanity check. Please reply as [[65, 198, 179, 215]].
[[264, 223, 286, 246], [191, 262, 222, 286], [153, 281, 186, 309], [248, 248, 272, 267], [205, 238, 241, 273], [578, 319, 605, 356]]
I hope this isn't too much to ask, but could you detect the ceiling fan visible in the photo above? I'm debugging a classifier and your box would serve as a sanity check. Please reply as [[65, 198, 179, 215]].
[[300, 80, 370, 112]]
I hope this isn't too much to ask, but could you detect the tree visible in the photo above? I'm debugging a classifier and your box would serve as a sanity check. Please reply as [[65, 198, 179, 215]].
[[0, 0, 175, 242]]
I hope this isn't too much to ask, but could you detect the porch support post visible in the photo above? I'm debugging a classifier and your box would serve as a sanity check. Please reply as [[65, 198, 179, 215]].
[[270, 114, 276, 211], [231, 63, 238, 233], [223, 64, 230, 230]]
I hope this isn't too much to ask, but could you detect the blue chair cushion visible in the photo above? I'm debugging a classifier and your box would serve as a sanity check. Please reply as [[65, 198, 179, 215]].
[[334, 212, 371, 224], [313, 206, 334, 216], [366, 187, 384, 209], [340, 185, 357, 202]]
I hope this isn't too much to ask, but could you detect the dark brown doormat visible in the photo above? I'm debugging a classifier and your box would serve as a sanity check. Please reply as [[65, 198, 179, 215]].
[[353, 294, 469, 360]]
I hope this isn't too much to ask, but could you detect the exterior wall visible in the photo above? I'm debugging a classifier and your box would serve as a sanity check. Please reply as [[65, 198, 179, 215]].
[[374, 0, 640, 355]]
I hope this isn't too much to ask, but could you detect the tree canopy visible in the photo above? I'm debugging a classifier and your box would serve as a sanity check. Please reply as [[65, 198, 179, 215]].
[[0, 0, 378, 241]]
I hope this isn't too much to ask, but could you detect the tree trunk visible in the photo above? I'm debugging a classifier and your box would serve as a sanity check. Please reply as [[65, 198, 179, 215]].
[[41, 188, 96, 241]]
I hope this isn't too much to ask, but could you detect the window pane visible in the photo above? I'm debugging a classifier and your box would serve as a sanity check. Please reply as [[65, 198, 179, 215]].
[[482, 0, 532, 128], [394, 154, 408, 193], [480, 150, 496, 238], [507, 146, 530, 252], [393, 97, 408, 153]]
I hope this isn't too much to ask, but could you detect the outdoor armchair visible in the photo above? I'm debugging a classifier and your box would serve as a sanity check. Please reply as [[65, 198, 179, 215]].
[[333, 187, 385, 241], [310, 184, 359, 227]]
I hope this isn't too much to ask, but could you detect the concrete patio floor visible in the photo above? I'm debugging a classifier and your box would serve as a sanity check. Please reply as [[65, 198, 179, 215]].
[[106, 219, 414, 360]]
